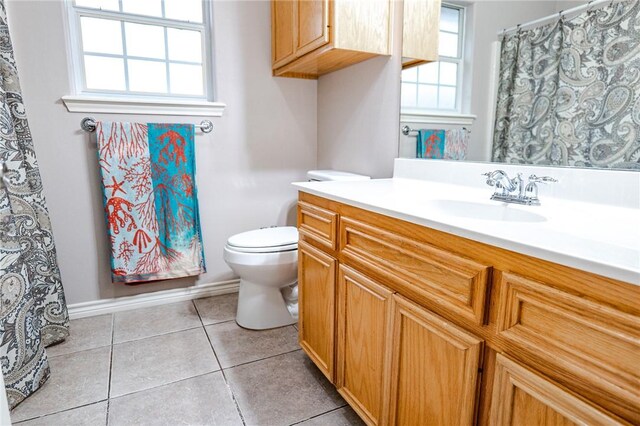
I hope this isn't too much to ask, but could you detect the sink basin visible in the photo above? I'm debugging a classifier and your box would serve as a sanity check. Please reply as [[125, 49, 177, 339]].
[[426, 200, 547, 223]]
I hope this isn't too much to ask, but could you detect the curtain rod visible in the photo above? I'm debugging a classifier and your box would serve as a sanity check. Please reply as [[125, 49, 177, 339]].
[[498, 0, 620, 37]]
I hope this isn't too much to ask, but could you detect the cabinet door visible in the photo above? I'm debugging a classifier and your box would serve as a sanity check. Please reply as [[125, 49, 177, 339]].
[[387, 294, 483, 426], [296, 0, 330, 57], [298, 240, 336, 382], [336, 265, 394, 425], [490, 354, 625, 425], [402, 0, 441, 65], [272, 0, 297, 68]]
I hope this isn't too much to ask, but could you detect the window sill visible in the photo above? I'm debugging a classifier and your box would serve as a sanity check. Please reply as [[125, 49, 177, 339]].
[[61, 95, 226, 117], [400, 110, 476, 126]]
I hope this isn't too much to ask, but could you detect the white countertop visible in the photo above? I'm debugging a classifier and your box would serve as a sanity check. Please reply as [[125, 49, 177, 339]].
[[293, 177, 640, 286]]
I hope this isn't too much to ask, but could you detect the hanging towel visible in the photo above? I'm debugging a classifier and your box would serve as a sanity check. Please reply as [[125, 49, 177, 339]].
[[417, 129, 445, 159], [96, 122, 206, 283], [444, 129, 469, 160]]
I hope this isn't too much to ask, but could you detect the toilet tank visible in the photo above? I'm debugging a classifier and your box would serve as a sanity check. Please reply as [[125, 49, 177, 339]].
[[307, 170, 371, 182]]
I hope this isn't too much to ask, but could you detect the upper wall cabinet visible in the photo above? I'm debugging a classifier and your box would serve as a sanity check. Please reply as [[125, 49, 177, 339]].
[[271, 0, 392, 79], [402, 0, 441, 69]]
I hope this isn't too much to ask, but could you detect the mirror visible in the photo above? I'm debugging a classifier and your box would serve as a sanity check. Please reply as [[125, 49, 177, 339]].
[[402, 0, 442, 68], [398, 0, 640, 170]]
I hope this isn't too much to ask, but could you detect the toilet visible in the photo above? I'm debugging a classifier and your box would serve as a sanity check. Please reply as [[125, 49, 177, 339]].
[[224, 170, 370, 330]]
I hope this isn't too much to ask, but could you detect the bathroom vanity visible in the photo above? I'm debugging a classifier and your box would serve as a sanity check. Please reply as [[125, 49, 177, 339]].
[[293, 160, 640, 426]]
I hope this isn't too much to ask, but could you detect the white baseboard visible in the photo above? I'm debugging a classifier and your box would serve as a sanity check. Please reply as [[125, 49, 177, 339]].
[[67, 279, 240, 320]]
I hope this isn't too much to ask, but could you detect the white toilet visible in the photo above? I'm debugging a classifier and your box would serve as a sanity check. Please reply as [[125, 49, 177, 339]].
[[224, 170, 370, 330]]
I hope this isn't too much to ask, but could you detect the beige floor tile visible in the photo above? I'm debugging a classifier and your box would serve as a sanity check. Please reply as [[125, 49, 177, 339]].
[[46, 314, 112, 357], [108, 372, 242, 426], [193, 293, 238, 325], [14, 401, 107, 426], [110, 327, 219, 397], [10, 347, 111, 423], [225, 350, 343, 426], [205, 322, 299, 368], [297, 406, 365, 426], [113, 301, 202, 343]]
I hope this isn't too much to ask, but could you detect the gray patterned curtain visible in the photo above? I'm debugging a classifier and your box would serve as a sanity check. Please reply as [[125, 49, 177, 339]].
[[0, 1, 69, 409], [492, 0, 640, 169]]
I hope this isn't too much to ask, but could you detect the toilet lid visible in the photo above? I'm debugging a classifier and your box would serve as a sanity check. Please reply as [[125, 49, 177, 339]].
[[227, 226, 298, 252]]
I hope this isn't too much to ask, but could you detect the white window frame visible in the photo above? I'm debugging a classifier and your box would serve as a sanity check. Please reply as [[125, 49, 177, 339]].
[[401, 3, 474, 125], [61, 0, 225, 116], [439, 3, 465, 113]]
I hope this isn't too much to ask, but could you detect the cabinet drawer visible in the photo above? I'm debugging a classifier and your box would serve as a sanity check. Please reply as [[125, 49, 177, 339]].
[[298, 201, 338, 250], [339, 216, 491, 325], [496, 272, 640, 421]]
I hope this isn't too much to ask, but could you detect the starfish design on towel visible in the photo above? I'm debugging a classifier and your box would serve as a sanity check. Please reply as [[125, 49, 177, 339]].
[[105, 176, 126, 196]]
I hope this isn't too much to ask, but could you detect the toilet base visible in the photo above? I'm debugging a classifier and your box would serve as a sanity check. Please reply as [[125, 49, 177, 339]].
[[236, 279, 296, 330]]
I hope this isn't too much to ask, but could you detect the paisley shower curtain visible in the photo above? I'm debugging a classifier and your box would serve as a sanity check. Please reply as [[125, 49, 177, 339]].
[[492, 0, 640, 169], [0, 1, 69, 409]]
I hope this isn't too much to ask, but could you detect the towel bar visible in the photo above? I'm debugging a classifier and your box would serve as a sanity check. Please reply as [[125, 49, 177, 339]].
[[80, 117, 214, 133], [402, 125, 470, 136]]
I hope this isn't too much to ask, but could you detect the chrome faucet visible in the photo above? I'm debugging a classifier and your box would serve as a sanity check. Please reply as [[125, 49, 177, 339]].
[[483, 170, 519, 193], [482, 170, 557, 206]]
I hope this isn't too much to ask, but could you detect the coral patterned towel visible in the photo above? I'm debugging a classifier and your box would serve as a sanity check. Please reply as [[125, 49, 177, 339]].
[[417, 129, 445, 159], [96, 122, 205, 283]]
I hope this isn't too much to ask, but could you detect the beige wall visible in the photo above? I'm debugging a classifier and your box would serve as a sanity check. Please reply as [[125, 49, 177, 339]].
[[7, 0, 317, 304]]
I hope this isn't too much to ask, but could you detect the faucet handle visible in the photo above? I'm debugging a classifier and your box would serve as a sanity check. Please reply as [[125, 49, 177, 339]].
[[482, 172, 496, 186], [528, 174, 557, 184]]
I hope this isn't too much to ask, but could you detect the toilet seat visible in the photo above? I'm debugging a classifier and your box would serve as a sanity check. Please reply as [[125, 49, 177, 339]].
[[227, 226, 298, 253], [223, 245, 298, 266], [226, 242, 297, 254]]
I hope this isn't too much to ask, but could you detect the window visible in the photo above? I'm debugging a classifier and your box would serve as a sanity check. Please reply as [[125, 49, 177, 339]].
[[67, 0, 211, 99], [401, 4, 465, 112]]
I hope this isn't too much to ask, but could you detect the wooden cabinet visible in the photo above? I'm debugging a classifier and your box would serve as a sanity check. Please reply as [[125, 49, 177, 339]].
[[387, 294, 483, 426], [298, 201, 338, 251], [271, 0, 392, 79], [335, 266, 483, 426], [295, 0, 329, 57], [495, 272, 640, 420], [340, 216, 491, 325], [298, 240, 336, 381], [490, 354, 625, 425], [296, 192, 640, 425], [271, 0, 296, 68], [336, 266, 393, 425], [402, 0, 441, 69]]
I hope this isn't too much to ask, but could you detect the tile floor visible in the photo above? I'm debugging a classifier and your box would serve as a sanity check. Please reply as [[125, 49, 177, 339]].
[[10, 293, 364, 426]]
